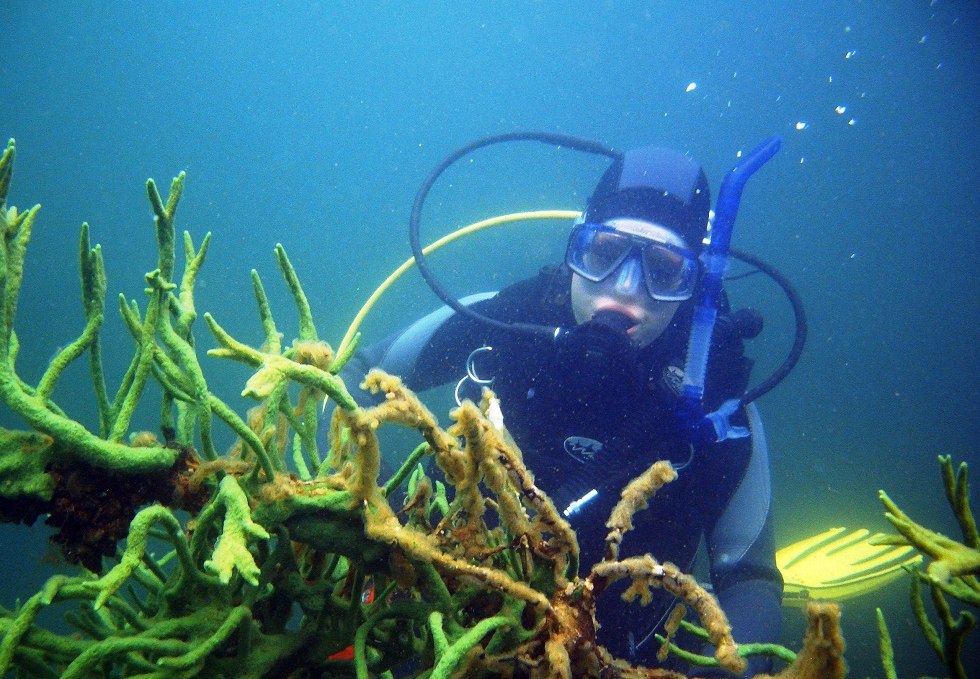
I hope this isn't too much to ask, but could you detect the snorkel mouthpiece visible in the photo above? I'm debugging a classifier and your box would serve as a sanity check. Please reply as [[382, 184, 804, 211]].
[[590, 308, 637, 335]]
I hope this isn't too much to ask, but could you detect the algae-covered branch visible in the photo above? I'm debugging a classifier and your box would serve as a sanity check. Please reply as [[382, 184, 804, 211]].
[[0, 139, 845, 677]]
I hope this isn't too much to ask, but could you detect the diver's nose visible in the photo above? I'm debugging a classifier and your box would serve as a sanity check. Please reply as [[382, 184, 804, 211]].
[[612, 251, 644, 296]]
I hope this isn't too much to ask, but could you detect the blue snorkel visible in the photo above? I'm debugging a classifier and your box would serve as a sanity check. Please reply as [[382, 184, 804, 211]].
[[678, 136, 782, 443]]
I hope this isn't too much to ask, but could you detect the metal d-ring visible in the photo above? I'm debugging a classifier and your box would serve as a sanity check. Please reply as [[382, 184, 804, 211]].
[[454, 346, 495, 405]]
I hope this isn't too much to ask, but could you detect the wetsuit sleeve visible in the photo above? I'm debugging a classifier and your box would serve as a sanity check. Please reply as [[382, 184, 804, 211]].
[[340, 291, 498, 397], [334, 267, 571, 401], [319, 292, 501, 465], [700, 403, 783, 675]]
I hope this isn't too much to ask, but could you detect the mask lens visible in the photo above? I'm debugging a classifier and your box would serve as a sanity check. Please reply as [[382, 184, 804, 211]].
[[641, 242, 698, 301], [566, 223, 632, 280]]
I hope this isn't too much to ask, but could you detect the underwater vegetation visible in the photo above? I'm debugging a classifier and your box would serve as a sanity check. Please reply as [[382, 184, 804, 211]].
[[0, 138, 971, 678], [873, 454, 978, 679]]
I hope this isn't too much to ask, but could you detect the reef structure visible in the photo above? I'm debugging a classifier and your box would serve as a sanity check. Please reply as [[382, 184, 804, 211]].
[[873, 455, 978, 679], [0, 139, 843, 678]]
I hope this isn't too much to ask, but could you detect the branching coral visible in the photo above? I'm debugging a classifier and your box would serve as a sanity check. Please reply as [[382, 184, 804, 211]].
[[873, 455, 978, 679], [0, 139, 837, 678]]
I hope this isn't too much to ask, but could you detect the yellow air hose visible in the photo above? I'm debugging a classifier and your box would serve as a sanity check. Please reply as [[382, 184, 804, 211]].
[[336, 209, 581, 357]]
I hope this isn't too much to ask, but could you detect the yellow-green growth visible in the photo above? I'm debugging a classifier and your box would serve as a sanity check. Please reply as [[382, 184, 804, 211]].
[[877, 607, 897, 679], [202, 476, 271, 585], [0, 429, 56, 500], [876, 455, 979, 679], [0, 141, 852, 679]]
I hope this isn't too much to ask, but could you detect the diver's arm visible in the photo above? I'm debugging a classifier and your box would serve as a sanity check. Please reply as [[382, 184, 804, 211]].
[[333, 291, 498, 405], [318, 292, 499, 461], [337, 265, 569, 399]]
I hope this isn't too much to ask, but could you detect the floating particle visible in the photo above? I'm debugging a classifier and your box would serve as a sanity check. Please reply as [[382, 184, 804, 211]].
[[686, 82, 697, 92], [736, 150, 743, 158], [848, 119, 856, 126], [919, 35, 928, 44], [844, 25, 852, 32], [800, 157, 805, 164], [845, 50, 857, 59], [835, 105, 847, 114], [795, 121, 808, 130], [828, 75, 834, 83]]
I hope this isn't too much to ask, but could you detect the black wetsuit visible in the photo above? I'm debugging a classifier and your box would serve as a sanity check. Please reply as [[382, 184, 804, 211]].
[[342, 266, 783, 672]]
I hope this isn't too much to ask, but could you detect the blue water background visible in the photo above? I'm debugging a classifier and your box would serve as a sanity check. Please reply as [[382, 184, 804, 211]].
[[1, 2, 977, 675]]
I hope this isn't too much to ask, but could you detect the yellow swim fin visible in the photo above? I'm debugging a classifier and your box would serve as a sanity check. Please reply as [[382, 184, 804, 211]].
[[777, 527, 922, 606]]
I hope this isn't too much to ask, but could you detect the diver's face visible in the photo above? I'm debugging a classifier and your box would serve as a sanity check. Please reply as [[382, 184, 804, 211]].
[[569, 218, 690, 349]]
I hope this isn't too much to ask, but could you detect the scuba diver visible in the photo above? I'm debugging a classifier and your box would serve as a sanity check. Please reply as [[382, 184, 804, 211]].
[[334, 135, 793, 674]]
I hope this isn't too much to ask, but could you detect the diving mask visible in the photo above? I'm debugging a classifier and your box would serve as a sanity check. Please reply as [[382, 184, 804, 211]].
[[565, 221, 700, 302]]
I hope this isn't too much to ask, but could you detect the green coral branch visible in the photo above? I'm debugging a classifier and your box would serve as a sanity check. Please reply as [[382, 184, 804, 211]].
[[928, 573, 975, 679], [0, 428, 56, 500], [206, 392, 273, 473], [90, 504, 207, 610], [146, 174, 183, 284], [174, 230, 210, 338], [908, 567, 943, 659], [876, 608, 897, 679], [33, 278, 102, 398], [939, 454, 979, 549], [0, 139, 13, 204], [60, 634, 190, 679], [118, 289, 266, 469], [156, 306, 219, 459], [1, 204, 41, 342], [428, 610, 450, 657], [80, 223, 113, 437], [430, 615, 511, 679], [353, 599, 432, 679], [0, 576, 75, 673], [876, 455, 979, 679], [0, 369, 177, 472], [250, 269, 281, 354], [156, 605, 252, 670], [384, 442, 431, 498], [0, 206, 177, 472], [0, 618, 91, 673], [329, 329, 360, 373], [0, 574, 150, 676], [155, 231, 220, 457], [199, 476, 271, 585], [107, 270, 172, 443], [878, 488, 980, 583], [273, 243, 317, 342], [206, 312, 356, 410], [654, 633, 797, 668]]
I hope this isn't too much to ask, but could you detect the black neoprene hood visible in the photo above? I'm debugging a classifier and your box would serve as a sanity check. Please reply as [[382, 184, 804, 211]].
[[584, 146, 711, 251]]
